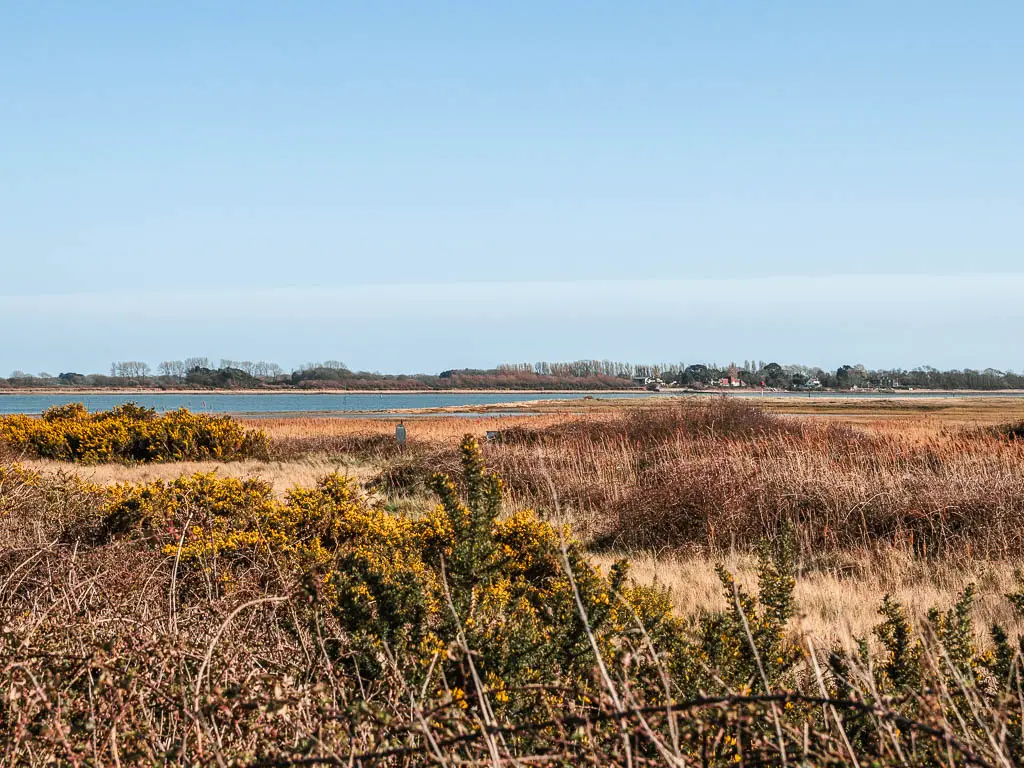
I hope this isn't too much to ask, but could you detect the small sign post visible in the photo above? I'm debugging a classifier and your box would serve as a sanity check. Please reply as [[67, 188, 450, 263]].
[[395, 420, 407, 448]]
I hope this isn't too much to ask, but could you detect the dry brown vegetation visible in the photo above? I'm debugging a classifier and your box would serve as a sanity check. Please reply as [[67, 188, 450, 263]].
[[317, 401, 1024, 558], [5, 398, 1024, 764], [309, 400, 1024, 642], [19, 398, 1024, 636], [756, 394, 1024, 424]]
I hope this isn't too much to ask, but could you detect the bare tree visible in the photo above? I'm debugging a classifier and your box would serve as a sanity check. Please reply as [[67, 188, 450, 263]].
[[184, 357, 210, 372], [158, 360, 186, 378], [114, 361, 150, 378]]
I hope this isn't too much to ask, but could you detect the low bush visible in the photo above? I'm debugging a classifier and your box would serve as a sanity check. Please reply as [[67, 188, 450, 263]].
[[994, 420, 1024, 440], [0, 403, 269, 463]]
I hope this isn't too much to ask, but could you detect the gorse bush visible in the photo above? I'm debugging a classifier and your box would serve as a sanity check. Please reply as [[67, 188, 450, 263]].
[[0, 403, 269, 463], [103, 438, 684, 717], [2, 438, 1024, 764]]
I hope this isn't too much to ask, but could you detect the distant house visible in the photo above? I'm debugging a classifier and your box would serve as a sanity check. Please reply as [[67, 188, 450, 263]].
[[794, 378, 823, 391], [634, 376, 665, 390], [716, 366, 746, 388]]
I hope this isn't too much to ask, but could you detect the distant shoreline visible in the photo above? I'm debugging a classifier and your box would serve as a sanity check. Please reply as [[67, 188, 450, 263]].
[[2, 388, 1024, 397], [0, 388, 642, 396]]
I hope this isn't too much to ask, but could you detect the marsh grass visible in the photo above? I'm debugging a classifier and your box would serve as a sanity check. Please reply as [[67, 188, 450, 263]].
[[285, 401, 1024, 560], [466, 401, 1024, 558], [993, 419, 1024, 439]]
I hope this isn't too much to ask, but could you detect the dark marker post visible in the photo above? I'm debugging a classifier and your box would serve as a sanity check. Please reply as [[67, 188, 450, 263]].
[[395, 420, 406, 449]]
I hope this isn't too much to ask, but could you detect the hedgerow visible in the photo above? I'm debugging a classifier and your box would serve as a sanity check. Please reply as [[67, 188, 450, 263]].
[[0, 402, 269, 463]]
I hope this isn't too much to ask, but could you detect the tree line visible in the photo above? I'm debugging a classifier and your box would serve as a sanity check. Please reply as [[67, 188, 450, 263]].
[[3, 358, 1024, 391]]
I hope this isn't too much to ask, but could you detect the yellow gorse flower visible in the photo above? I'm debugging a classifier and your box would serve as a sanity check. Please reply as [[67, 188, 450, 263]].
[[0, 404, 268, 464]]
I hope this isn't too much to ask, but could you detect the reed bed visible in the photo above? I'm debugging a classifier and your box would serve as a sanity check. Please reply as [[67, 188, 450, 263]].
[[474, 403, 1024, 558], [247, 401, 1024, 560]]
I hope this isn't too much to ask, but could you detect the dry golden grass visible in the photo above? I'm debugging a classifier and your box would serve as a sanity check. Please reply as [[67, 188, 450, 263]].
[[17, 455, 376, 496], [242, 412, 602, 443], [270, 399, 1022, 643], [7, 397, 1024, 766], [9, 441, 1024, 765], [595, 549, 1024, 647], [462, 405, 1024, 557], [338, 390, 1024, 427], [247, 393, 1024, 437], [757, 394, 1024, 426]]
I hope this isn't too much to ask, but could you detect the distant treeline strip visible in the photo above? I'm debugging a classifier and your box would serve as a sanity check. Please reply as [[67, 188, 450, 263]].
[[4, 358, 1023, 391]]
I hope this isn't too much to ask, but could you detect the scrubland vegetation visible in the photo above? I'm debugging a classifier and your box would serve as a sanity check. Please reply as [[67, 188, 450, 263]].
[[2, 400, 1024, 764]]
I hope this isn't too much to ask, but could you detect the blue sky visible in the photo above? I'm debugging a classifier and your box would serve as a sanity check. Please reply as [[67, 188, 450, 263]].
[[2, 3, 1022, 373]]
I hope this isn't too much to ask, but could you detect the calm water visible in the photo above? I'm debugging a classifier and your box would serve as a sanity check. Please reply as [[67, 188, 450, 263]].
[[0, 392, 655, 415], [0, 390, 1020, 416]]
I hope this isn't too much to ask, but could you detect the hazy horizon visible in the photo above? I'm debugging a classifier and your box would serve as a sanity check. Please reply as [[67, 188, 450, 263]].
[[3, 4, 1022, 372], [4, 274, 1023, 375]]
